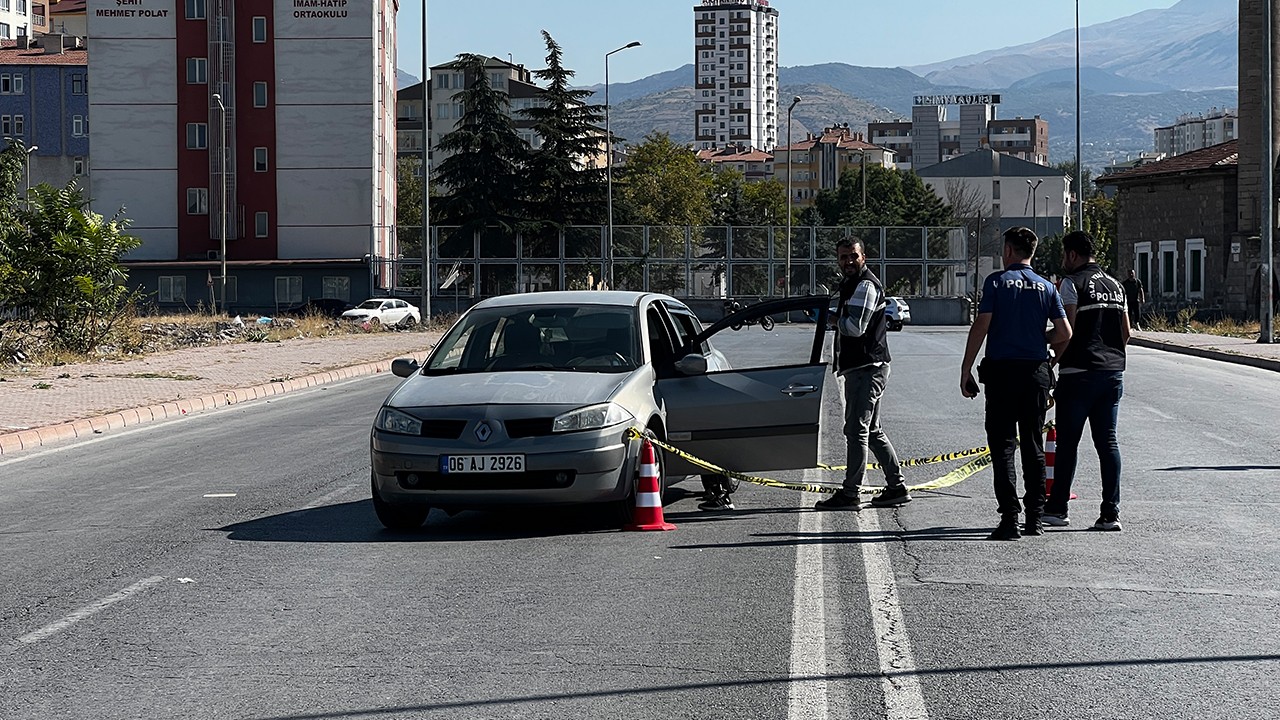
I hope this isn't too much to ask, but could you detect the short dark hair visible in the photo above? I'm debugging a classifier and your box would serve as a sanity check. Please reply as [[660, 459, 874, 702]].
[[1002, 226, 1038, 259], [836, 238, 863, 253], [1062, 230, 1096, 260]]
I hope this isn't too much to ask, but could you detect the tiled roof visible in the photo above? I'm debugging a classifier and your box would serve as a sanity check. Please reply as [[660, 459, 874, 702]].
[[1096, 140, 1238, 184], [0, 40, 87, 66], [916, 147, 1067, 179], [50, 0, 87, 14], [697, 146, 773, 163]]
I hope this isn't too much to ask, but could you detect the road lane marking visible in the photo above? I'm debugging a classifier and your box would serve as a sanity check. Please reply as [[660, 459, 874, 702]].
[[203, 493, 237, 498], [17, 576, 166, 645], [788, 484, 829, 720], [857, 510, 930, 720]]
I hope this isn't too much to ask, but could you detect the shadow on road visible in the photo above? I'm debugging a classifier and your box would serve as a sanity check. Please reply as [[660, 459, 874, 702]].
[[669, 525, 993, 550], [1156, 465, 1280, 472], [238, 653, 1280, 720]]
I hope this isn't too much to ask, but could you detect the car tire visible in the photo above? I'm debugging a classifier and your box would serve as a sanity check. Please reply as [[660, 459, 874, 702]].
[[761, 316, 775, 331], [371, 473, 430, 530], [399, 315, 418, 328], [368, 316, 381, 328]]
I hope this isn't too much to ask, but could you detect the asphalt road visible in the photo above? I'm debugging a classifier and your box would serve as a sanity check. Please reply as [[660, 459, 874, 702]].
[[2, 326, 1278, 719]]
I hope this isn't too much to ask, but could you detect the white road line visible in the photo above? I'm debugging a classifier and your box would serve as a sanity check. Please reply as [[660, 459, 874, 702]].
[[17, 576, 166, 645], [202, 493, 237, 498], [857, 510, 930, 720], [788, 484, 829, 720]]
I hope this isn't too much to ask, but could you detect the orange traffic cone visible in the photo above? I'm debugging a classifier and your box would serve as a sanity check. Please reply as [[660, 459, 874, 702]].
[[1045, 426, 1057, 495], [1044, 426, 1077, 500], [624, 439, 676, 532]]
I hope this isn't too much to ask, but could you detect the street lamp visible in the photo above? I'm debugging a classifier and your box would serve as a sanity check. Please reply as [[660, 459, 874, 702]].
[[1026, 178, 1042, 237], [785, 96, 801, 301], [1045, 195, 1050, 237], [24, 144, 37, 200], [212, 93, 228, 315], [604, 40, 641, 291], [1075, 0, 1084, 231]]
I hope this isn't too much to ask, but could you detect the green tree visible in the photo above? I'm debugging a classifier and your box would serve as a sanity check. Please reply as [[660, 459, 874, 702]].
[[0, 183, 142, 352], [519, 31, 608, 226], [433, 53, 530, 234], [397, 156, 424, 231]]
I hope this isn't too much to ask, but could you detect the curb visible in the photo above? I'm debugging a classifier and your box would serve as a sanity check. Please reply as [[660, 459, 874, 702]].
[[1130, 337, 1280, 374], [0, 351, 432, 457]]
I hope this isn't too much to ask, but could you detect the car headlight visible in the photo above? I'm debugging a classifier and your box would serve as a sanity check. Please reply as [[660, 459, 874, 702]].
[[552, 403, 633, 433], [376, 407, 422, 436]]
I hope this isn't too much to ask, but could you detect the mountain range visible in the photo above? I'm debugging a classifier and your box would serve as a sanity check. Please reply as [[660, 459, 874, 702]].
[[590, 0, 1239, 172]]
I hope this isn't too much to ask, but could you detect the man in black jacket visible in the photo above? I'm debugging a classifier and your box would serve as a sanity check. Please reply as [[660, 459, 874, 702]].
[[1044, 230, 1130, 531], [815, 239, 910, 510]]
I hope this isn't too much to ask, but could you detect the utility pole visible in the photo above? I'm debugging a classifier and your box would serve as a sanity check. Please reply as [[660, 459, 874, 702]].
[[420, 0, 431, 319]]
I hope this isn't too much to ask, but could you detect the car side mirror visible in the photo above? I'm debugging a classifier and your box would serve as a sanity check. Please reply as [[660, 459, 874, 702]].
[[391, 357, 420, 378], [674, 353, 708, 376]]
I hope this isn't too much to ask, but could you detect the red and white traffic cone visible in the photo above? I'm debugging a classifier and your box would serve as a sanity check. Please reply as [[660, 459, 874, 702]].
[[1044, 426, 1077, 500], [624, 439, 676, 532], [1045, 426, 1057, 495]]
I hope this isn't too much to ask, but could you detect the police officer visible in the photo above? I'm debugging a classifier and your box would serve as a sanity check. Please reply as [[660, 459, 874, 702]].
[[960, 227, 1071, 540], [1044, 230, 1130, 531]]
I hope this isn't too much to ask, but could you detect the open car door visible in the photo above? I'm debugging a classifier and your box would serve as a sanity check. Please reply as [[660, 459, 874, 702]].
[[656, 296, 833, 476]]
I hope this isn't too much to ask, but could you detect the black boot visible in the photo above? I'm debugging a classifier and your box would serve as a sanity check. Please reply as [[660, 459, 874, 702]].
[[988, 514, 1021, 541]]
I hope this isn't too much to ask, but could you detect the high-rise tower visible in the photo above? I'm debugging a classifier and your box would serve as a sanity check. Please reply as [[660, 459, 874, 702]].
[[693, 0, 779, 151]]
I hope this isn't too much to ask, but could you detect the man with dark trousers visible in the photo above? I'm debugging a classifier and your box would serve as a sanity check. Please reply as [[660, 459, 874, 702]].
[[1121, 269, 1145, 331], [815, 238, 911, 511], [961, 227, 1072, 540], [1044, 230, 1130, 531]]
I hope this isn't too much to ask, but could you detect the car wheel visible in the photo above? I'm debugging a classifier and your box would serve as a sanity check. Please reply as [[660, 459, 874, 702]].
[[399, 315, 418, 328], [371, 472, 430, 530], [760, 316, 775, 331]]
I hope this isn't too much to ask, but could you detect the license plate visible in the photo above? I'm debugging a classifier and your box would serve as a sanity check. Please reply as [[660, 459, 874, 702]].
[[440, 454, 525, 474]]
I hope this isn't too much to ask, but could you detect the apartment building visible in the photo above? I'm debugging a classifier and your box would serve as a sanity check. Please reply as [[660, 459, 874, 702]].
[[1154, 107, 1237, 157], [693, 0, 779, 151], [87, 0, 398, 312], [0, 0, 33, 40], [772, 125, 895, 206], [0, 36, 89, 189], [427, 56, 543, 172], [869, 95, 1048, 170], [695, 143, 773, 181]]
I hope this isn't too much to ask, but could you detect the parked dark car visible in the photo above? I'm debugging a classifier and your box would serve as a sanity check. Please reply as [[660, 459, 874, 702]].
[[281, 298, 354, 318]]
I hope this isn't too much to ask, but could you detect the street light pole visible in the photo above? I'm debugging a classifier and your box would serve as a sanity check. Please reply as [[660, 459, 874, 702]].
[[1075, 0, 1084, 230], [1261, 0, 1274, 343], [1026, 178, 1042, 237], [25, 144, 37, 202], [785, 96, 800, 301], [420, 0, 431, 319], [212, 93, 227, 316], [605, 40, 641, 291]]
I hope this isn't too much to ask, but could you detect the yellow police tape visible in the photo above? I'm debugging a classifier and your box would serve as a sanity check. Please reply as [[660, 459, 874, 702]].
[[625, 420, 1053, 497]]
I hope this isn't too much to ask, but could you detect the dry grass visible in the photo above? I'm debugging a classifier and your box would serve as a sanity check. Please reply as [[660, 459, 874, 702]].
[[1143, 309, 1263, 339]]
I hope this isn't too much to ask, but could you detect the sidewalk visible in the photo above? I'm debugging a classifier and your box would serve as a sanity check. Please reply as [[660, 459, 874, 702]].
[[1, 327, 1276, 456], [0, 331, 440, 455]]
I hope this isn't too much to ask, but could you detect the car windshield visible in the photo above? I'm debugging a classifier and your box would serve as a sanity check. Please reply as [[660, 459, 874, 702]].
[[356, 300, 383, 309], [424, 305, 640, 374]]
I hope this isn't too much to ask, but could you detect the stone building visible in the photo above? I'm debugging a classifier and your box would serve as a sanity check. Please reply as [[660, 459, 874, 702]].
[[1235, 0, 1280, 315]]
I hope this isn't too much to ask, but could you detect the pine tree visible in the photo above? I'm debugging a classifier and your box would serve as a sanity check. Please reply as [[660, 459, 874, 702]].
[[433, 54, 531, 234], [519, 31, 608, 227]]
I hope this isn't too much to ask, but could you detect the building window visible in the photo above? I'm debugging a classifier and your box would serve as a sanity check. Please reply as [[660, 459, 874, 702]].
[[253, 81, 268, 108], [187, 188, 209, 215], [1185, 238, 1205, 299], [159, 276, 187, 303], [0, 74, 9, 94], [185, 0, 205, 20], [275, 276, 302, 305], [73, 157, 86, 175], [1135, 242, 1151, 297], [254, 211, 268, 237], [0, 24, 9, 41], [253, 147, 268, 172], [13, 115, 22, 136], [1, 73, 20, 94], [71, 114, 86, 136], [1158, 240, 1178, 296], [215, 276, 238, 305], [186, 57, 207, 84], [435, 73, 449, 89], [322, 276, 351, 302], [252, 16, 267, 42], [186, 123, 208, 149], [0, 116, 9, 135], [70, 75, 85, 95]]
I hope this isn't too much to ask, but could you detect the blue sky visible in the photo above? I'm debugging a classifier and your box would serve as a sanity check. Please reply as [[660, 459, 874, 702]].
[[398, 0, 1182, 85]]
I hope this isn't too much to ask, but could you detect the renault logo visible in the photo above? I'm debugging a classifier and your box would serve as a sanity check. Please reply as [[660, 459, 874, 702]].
[[475, 421, 492, 442]]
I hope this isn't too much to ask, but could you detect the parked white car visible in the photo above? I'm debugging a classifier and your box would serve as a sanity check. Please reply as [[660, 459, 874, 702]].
[[885, 297, 911, 331], [342, 298, 421, 328]]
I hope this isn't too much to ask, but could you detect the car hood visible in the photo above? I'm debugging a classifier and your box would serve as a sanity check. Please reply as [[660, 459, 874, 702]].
[[388, 370, 631, 409]]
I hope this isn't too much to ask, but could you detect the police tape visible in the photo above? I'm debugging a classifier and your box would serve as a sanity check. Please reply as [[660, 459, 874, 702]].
[[624, 420, 1054, 497]]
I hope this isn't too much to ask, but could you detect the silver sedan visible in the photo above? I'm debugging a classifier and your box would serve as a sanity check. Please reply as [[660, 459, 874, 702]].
[[369, 291, 831, 529]]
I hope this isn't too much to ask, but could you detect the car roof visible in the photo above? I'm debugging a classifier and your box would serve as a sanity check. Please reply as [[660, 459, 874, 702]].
[[474, 291, 676, 310]]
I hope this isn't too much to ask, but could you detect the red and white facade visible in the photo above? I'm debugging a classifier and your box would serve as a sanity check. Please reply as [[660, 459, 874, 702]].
[[87, 0, 396, 271]]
